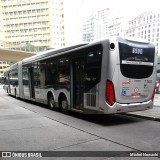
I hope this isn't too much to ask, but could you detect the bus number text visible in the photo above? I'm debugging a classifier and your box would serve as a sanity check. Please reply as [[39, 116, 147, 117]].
[[132, 48, 143, 54]]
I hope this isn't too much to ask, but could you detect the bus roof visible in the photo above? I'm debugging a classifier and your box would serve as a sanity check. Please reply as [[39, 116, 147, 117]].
[[22, 43, 88, 64]]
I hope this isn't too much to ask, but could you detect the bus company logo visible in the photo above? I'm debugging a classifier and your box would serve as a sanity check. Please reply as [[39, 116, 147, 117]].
[[1, 152, 42, 158], [2, 152, 11, 157], [122, 80, 131, 85]]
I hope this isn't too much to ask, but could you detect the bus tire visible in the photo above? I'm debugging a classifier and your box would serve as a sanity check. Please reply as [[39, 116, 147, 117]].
[[15, 89, 17, 98], [48, 94, 56, 110], [59, 96, 68, 114]]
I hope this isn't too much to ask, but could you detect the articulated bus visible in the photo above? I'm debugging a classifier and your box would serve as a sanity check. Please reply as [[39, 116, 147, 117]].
[[3, 37, 157, 114]]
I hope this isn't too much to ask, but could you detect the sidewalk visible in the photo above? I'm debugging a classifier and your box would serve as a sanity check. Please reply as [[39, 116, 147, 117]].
[[125, 94, 160, 121]]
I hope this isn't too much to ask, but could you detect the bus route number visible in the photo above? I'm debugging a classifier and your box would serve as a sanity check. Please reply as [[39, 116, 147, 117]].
[[132, 48, 143, 54]]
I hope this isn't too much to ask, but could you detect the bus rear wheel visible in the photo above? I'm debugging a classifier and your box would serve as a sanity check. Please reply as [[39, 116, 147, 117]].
[[48, 94, 56, 110], [60, 96, 68, 114]]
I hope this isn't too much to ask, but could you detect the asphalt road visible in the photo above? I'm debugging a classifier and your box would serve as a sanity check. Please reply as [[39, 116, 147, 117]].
[[0, 88, 160, 160]]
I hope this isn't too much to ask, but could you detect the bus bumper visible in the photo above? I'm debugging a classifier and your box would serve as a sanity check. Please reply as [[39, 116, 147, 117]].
[[105, 100, 153, 114], [117, 100, 153, 113]]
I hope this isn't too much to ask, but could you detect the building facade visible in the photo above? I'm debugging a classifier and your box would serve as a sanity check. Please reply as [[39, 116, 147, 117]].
[[0, 61, 9, 76], [106, 16, 128, 37], [95, 8, 110, 36], [62, 0, 84, 46], [82, 15, 106, 43], [0, 0, 65, 52], [0, 0, 65, 76], [82, 8, 110, 43], [0, 18, 3, 48], [125, 11, 160, 54]]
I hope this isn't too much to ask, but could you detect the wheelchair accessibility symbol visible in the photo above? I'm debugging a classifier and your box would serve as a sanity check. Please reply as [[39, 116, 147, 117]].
[[121, 90, 126, 96]]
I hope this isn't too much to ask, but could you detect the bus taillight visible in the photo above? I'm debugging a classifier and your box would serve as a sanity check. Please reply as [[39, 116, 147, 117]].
[[152, 83, 156, 102], [106, 80, 115, 106]]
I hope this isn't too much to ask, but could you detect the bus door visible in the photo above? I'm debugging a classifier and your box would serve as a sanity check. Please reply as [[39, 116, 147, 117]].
[[28, 67, 35, 99], [72, 58, 85, 110]]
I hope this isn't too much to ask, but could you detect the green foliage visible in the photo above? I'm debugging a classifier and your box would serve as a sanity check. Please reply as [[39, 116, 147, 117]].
[[8, 61, 15, 66], [21, 43, 45, 52]]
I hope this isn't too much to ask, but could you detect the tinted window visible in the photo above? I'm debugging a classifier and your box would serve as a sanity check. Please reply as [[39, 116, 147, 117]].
[[58, 59, 70, 85], [40, 58, 70, 88], [84, 45, 102, 91], [86, 50, 102, 64], [119, 42, 155, 64], [118, 40, 155, 79], [33, 62, 40, 88], [42, 60, 58, 86], [22, 67, 29, 86]]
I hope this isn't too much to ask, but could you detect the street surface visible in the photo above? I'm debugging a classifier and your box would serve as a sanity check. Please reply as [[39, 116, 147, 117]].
[[0, 86, 160, 159]]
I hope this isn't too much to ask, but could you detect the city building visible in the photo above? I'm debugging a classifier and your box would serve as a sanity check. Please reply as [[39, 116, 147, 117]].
[[0, 0, 65, 52], [82, 8, 110, 43], [0, 61, 9, 76], [106, 16, 128, 37], [82, 15, 106, 43], [0, 12, 7, 76], [94, 8, 110, 36], [0, 0, 65, 75], [125, 11, 160, 54], [62, 0, 84, 46], [0, 18, 3, 48]]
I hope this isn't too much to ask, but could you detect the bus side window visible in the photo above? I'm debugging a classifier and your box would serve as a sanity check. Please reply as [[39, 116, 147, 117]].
[[58, 59, 70, 88], [84, 45, 102, 91]]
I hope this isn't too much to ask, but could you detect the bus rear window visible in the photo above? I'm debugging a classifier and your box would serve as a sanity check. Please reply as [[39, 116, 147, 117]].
[[118, 40, 155, 79], [119, 42, 155, 65]]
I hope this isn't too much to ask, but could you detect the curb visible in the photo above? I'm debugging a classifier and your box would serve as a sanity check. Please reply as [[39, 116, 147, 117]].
[[123, 113, 160, 122]]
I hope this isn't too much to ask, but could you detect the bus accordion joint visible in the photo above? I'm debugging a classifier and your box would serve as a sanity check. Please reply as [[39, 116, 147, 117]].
[[106, 80, 116, 106]]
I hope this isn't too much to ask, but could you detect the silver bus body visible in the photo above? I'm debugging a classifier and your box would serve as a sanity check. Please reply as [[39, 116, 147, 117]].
[[4, 37, 157, 114]]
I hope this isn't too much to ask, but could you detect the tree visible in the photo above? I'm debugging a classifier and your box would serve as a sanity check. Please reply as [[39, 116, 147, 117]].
[[21, 43, 37, 52], [21, 43, 46, 52]]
